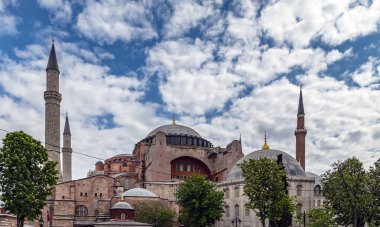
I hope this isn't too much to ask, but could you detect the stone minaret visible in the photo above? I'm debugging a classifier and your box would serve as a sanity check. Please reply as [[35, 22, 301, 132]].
[[62, 113, 72, 182], [44, 40, 62, 181], [295, 86, 307, 170]]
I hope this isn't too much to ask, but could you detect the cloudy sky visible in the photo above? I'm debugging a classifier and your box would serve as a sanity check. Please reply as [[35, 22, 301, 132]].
[[0, 0, 379, 179]]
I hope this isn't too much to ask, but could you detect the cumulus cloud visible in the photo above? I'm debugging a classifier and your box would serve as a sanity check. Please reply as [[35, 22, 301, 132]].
[[163, 1, 215, 39], [321, 0, 380, 45], [37, 0, 72, 23], [260, 0, 380, 47], [76, 0, 157, 44], [352, 57, 380, 87], [0, 0, 19, 36]]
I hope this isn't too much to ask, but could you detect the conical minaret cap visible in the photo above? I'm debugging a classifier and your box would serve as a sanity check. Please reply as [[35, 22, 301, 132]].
[[46, 39, 60, 73], [63, 113, 71, 135], [297, 86, 305, 116]]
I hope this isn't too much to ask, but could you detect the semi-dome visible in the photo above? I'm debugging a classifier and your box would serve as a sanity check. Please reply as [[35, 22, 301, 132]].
[[122, 188, 159, 198], [227, 149, 307, 181], [147, 124, 201, 138], [111, 201, 133, 210]]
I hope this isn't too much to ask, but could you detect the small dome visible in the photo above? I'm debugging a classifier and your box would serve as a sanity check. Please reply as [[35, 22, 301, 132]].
[[111, 201, 133, 210], [122, 188, 159, 198], [147, 124, 201, 138], [227, 149, 307, 181]]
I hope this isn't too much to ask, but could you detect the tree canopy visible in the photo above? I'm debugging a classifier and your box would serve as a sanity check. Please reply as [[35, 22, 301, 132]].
[[175, 175, 225, 227], [321, 157, 373, 227], [0, 131, 58, 227], [368, 159, 380, 226], [306, 207, 336, 227], [134, 201, 176, 227], [239, 157, 295, 227]]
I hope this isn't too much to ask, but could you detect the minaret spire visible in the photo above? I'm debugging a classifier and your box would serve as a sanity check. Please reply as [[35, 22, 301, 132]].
[[62, 112, 72, 182], [295, 85, 307, 170], [46, 39, 59, 73], [63, 112, 71, 135], [297, 85, 305, 116]]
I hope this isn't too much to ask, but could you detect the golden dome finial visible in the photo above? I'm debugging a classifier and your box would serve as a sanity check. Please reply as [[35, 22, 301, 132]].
[[172, 113, 176, 125], [262, 131, 270, 150]]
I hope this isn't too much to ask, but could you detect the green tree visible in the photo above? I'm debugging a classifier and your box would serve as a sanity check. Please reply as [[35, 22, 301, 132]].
[[306, 207, 335, 227], [175, 175, 225, 227], [239, 157, 295, 227], [0, 131, 58, 227], [368, 158, 380, 226], [134, 201, 176, 227], [321, 157, 373, 227]]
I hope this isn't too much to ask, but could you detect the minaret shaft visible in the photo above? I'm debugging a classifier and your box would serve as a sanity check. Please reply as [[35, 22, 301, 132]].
[[45, 42, 62, 181]]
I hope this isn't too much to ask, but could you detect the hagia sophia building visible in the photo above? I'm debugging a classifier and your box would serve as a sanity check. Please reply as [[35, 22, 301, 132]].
[[31, 42, 324, 227]]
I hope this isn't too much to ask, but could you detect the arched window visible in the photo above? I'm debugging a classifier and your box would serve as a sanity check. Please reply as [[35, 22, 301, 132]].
[[225, 206, 230, 217], [234, 187, 239, 197], [224, 188, 230, 199], [235, 204, 239, 217], [314, 185, 321, 195], [120, 213, 126, 220], [75, 205, 88, 216], [296, 185, 302, 196]]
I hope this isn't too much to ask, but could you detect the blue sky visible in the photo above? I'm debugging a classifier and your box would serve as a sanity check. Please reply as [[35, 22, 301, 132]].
[[0, 0, 379, 179]]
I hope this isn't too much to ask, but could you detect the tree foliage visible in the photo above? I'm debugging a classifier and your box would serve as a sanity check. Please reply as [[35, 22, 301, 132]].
[[321, 157, 373, 227], [240, 157, 295, 227], [368, 158, 380, 226], [0, 131, 58, 227], [134, 201, 176, 227], [175, 175, 225, 227], [306, 207, 336, 227]]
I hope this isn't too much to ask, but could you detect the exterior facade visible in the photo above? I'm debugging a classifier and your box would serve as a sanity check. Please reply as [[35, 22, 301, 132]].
[[11, 42, 323, 226]]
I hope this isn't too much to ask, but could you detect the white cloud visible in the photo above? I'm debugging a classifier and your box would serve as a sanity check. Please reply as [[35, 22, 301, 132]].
[[0, 0, 19, 36], [147, 38, 243, 115], [321, 1, 380, 45], [164, 1, 215, 39], [260, 0, 380, 47], [76, 0, 157, 44], [37, 0, 72, 23], [352, 57, 380, 87]]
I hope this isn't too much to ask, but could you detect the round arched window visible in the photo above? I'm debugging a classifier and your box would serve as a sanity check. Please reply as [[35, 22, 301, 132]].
[[75, 205, 88, 216]]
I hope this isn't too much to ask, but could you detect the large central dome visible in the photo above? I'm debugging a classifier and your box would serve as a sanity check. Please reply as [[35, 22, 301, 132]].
[[146, 124, 201, 138], [227, 149, 307, 181]]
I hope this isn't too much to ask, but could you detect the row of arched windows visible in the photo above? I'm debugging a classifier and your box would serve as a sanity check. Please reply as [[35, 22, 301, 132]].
[[225, 185, 305, 198], [224, 204, 251, 217], [142, 135, 213, 148], [224, 187, 240, 198]]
